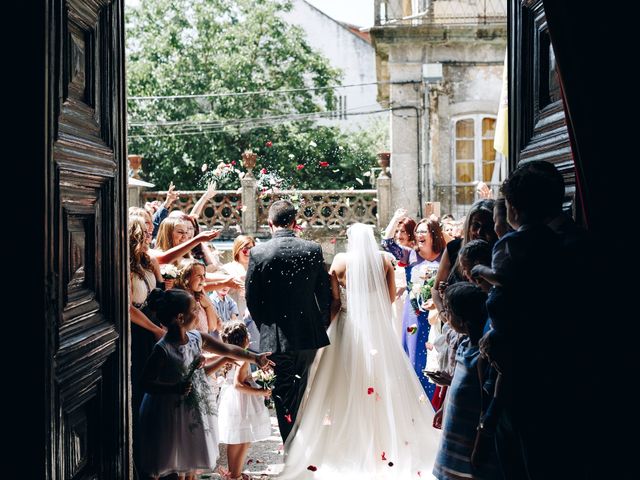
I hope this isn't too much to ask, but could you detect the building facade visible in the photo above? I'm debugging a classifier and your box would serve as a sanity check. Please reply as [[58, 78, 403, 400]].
[[281, 0, 386, 131], [371, 0, 507, 220]]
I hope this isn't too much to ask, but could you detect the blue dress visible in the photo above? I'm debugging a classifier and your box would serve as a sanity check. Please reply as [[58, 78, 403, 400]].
[[433, 338, 500, 479], [382, 238, 441, 402]]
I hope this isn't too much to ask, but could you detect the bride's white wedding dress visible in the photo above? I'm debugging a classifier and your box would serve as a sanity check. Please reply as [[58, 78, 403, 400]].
[[277, 224, 440, 480]]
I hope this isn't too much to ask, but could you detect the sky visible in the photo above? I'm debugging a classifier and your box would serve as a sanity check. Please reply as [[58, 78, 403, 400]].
[[305, 0, 374, 28], [125, 0, 374, 28]]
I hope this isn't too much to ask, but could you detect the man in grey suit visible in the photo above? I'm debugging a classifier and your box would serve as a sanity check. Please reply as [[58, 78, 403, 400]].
[[245, 200, 331, 442]]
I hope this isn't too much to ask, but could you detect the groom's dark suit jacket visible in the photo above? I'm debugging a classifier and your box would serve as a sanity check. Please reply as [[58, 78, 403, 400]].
[[245, 229, 331, 353]]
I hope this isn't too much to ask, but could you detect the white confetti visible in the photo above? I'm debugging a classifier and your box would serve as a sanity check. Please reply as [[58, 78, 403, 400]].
[[201, 163, 208, 172], [309, 140, 317, 147], [288, 153, 295, 159], [338, 146, 344, 150], [370, 349, 378, 356], [355, 178, 364, 185], [241, 205, 248, 212], [363, 171, 371, 177]]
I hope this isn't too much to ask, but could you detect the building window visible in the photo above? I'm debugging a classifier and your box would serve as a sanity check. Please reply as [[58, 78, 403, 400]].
[[452, 114, 505, 209]]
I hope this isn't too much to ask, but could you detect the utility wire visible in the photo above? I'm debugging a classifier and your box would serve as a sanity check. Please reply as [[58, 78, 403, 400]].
[[128, 107, 392, 139], [128, 102, 387, 128], [128, 80, 416, 101]]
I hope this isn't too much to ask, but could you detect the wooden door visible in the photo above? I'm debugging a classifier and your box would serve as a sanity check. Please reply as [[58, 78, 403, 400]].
[[46, 0, 129, 478], [508, 0, 580, 219]]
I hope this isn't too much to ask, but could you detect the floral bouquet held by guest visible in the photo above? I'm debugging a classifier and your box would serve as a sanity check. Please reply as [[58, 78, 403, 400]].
[[254, 368, 276, 408], [160, 263, 179, 289], [408, 263, 438, 315]]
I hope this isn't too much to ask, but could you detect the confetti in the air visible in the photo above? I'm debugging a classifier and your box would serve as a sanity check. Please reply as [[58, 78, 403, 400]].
[[309, 140, 318, 148], [241, 205, 248, 212], [201, 163, 208, 172], [297, 164, 304, 170], [367, 387, 375, 395], [381, 451, 387, 461], [418, 394, 427, 404], [289, 153, 295, 159], [319, 161, 329, 167], [307, 465, 318, 472], [266, 141, 273, 147], [370, 349, 378, 356], [407, 324, 418, 335], [355, 178, 364, 185], [284, 414, 292, 423], [322, 413, 332, 426]]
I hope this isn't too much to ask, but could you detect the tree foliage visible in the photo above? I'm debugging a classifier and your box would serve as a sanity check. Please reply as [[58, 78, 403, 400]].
[[126, 0, 387, 191]]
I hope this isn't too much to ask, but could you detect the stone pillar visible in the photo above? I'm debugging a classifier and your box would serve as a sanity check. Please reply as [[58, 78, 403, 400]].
[[127, 185, 144, 209], [241, 150, 258, 235], [126, 155, 154, 209], [389, 58, 422, 218], [376, 152, 392, 228]]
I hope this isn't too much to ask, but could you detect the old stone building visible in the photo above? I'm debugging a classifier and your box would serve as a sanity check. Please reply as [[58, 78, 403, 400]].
[[281, 0, 385, 132], [370, 0, 507, 220]]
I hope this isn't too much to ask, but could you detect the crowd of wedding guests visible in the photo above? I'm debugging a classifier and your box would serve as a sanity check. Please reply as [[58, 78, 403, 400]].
[[128, 184, 274, 480], [129, 159, 598, 480], [382, 161, 595, 479]]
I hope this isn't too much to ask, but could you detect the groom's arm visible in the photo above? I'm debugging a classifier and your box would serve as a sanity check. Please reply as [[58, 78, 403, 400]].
[[245, 251, 265, 329], [313, 245, 331, 328]]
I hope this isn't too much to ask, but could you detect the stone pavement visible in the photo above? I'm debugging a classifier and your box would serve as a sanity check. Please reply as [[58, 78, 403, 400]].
[[200, 407, 285, 479]]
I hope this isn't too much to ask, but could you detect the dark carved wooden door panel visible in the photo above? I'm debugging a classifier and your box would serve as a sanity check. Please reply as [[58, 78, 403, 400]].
[[46, 0, 129, 478], [509, 0, 579, 219]]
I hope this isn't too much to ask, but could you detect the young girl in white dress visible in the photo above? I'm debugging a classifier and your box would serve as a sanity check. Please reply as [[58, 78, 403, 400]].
[[217, 322, 273, 480], [138, 289, 273, 480]]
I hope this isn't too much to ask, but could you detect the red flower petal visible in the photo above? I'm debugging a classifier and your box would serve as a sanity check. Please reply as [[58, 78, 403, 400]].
[[284, 413, 292, 423], [231, 160, 236, 165], [330, 238, 337, 244], [296, 164, 304, 170], [417, 471, 421, 477], [381, 451, 387, 461], [397, 262, 408, 268], [307, 465, 318, 471], [319, 161, 329, 167], [367, 387, 374, 395], [266, 141, 273, 147], [260, 168, 267, 175]]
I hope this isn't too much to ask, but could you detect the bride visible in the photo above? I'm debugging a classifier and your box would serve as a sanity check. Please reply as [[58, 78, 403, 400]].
[[277, 223, 440, 480]]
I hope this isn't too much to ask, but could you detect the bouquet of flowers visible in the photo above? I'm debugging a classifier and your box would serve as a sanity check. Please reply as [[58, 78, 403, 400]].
[[254, 368, 276, 408], [407, 263, 438, 314], [160, 263, 179, 280], [179, 356, 217, 432]]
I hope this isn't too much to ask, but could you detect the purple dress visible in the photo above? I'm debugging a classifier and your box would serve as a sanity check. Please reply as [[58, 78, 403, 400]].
[[382, 239, 441, 403]]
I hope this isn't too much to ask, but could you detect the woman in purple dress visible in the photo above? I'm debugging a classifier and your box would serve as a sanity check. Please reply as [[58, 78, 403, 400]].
[[382, 210, 446, 400]]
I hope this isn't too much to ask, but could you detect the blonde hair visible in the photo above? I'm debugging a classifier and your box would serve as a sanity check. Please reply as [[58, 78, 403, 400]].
[[155, 217, 192, 265], [232, 235, 256, 261], [129, 207, 152, 224], [128, 217, 152, 278]]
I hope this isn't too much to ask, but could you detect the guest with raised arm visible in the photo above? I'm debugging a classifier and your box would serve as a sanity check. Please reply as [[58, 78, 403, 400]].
[[144, 181, 178, 238]]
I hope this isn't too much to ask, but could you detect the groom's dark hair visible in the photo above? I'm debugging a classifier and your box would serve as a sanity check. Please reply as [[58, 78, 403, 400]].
[[269, 200, 297, 227]]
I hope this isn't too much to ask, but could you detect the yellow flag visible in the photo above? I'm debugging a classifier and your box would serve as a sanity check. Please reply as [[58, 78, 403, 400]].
[[494, 50, 508, 158]]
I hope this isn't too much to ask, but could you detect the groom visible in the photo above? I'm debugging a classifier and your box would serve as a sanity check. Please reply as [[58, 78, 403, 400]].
[[245, 200, 331, 442]]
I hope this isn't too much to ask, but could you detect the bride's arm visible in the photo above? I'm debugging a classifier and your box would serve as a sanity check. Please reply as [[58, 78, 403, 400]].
[[328, 254, 343, 323], [383, 256, 396, 303]]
